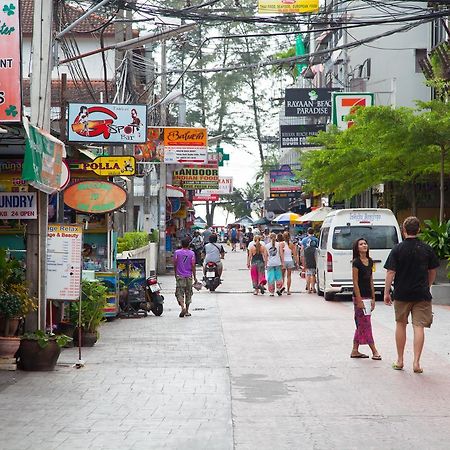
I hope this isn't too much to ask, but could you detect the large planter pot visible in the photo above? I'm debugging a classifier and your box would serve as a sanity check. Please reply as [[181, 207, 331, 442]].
[[0, 317, 20, 337], [435, 259, 449, 284], [73, 328, 98, 347], [18, 339, 61, 371], [56, 322, 76, 348], [0, 336, 20, 358]]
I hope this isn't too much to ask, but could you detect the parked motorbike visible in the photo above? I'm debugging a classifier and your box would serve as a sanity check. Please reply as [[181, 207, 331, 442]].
[[204, 261, 221, 292], [143, 275, 164, 316]]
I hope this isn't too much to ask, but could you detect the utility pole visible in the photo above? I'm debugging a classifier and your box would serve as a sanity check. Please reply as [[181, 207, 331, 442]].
[[158, 40, 167, 273], [26, 0, 54, 331]]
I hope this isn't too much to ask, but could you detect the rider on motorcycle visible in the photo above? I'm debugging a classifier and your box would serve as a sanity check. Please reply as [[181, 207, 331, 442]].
[[202, 233, 225, 278]]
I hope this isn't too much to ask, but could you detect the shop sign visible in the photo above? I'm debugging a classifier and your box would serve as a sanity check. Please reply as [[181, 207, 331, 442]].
[[332, 92, 374, 130], [67, 103, 147, 144], [76, 156, 136, 176], [280, 124, 326, 148], [22, 124, 66, 194], [63, 180, 127, 213], [258, 0, 318, 14], [0, 192, 36, 219], [134, 127, 164, 162], [193, 193, 219, 202], [195, 176, 233, 198], [0, 0, 22, 123], [269, 165, 301, 196], [47, 224, 83, 301], [285, 88, 339, 117], [172, 165, 219, 190], [163, 127, 208, 164]]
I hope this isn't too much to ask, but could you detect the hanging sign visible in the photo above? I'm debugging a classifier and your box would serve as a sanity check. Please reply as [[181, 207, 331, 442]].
[[172, 165, 219, 190], [269, 165, 301, 197], [76, 156, 136, 176], [285, 88, 339, 117], [258, 0, 319, 14], [280, 124, 326, 148], [332, 92, 375, 130], [46, 224, 83, 301], [134, 127, 164, 162], [0, 192, 36, 219], [63, 180, 127, 213], [163, 127, 208, 164], [0, 0, 22, 123], [195, 176, 233, 199], [67, 103, 147, 144]]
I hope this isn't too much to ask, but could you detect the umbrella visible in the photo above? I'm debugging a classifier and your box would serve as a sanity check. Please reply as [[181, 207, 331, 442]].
[[233, 215, 254, 227], [298, 207, 333, 223], [252, 217, 271, 226], [273, 211, 303, 225]]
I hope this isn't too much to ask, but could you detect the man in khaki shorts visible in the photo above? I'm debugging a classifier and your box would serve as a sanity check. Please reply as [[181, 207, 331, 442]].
[[384, 216, 439, 373]]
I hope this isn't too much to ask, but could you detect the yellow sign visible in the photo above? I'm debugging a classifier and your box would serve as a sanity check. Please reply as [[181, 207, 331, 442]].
[[258, 0, 319, 14], [77, 156, 136, 176]]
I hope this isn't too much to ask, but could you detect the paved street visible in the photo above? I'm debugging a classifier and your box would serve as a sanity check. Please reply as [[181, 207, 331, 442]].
[[1, 248, 450, 450]]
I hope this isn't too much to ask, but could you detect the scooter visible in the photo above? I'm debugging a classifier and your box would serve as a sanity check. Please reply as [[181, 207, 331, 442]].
[[143, 275, 164, 316], [204, 261, 221, 292]]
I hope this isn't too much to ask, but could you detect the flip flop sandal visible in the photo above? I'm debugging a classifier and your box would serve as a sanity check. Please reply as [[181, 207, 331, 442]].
[[350, 353, 369, 358], [413, 368, 423, 373], [185, 312, 191, 317], [392, 363, 404, 370], [372, 355, 382, 360]]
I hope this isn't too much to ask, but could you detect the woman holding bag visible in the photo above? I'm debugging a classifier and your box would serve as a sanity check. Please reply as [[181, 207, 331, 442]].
[[350, 238, 382, 360]]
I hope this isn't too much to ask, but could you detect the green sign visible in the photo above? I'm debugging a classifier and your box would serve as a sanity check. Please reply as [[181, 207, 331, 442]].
[[216, 147, 230, 167]]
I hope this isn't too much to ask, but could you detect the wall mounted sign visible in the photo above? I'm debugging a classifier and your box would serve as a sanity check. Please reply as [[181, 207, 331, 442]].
[[195, 176, 233, 199], [75, 156, 136, 176], [0, 0, 22, 123], [67, 103, 147, 144], [134, 127, 164, 163], [258, 0, 319, 14], [63, 180, 127, 213], [280, 124, 326, 148], [0, 192, 36, 219], [163, 127, 208, 164], [332, 92, 374, 130], [269, 165, 301, 198], [172, 165, 219, 190], [285, 88, 339, 117], [47, 224, 82, 301]]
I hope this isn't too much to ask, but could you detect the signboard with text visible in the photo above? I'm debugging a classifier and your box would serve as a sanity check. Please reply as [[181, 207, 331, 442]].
[[194, 176, 233, 200], [0, 192, 36, 219], [332, 92, 374, 130], [269, 165, 301, 198], [46, 224, 83, 301], [280, 124, 326, 148], [163, 127, 208, 164], [285, 88, 339, 117], [68, 103, 147, 144], [258, 0, 319, 14], [0, 0, 22, 123], [172, 165, 219, 190], [73, 156, 136, 176]]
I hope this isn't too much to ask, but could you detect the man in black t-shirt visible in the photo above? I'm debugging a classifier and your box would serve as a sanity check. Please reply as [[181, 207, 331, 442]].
[[384, 216, 439, 374]]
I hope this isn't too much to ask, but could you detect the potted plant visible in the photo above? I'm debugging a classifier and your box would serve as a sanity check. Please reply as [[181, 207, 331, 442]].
[[419, 219, 450, 284], [18, 330, 72, 371], [71, 280, 108, 347]]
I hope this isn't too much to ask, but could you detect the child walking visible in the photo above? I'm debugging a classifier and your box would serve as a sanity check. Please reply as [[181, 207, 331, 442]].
[[350, 238, 381, 360]]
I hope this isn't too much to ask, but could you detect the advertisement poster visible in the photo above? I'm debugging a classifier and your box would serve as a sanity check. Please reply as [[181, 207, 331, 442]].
[[134, 127, 164, 162], [269, 165, 301, 197], [172, 164, 219, 190], [67, 103, 147, 144], [258, 0, 319, 14], [0, 0, 22, 123], [280, 124, 326, 148], [0, 192, 36, 219], [117, 258, 146, 304], [285, 88, 339, 117], [163, 127, 208, 164], [332, 92, 374, 130], [46, 224, 83, 301], [74, 156, 136, 176]]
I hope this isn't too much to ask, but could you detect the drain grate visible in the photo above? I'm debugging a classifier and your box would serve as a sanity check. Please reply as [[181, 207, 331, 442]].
[[193, 307, 206, 311]]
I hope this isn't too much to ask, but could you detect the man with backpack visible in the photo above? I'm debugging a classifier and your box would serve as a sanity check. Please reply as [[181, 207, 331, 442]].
[[230, 227, 238, 252]]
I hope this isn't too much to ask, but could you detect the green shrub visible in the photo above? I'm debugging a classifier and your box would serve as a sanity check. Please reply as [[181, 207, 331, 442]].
[[419, 219, 450, 260], [117, 232, 151, 253]]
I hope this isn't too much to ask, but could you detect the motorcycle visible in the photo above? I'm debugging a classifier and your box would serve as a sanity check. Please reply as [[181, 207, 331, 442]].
[[143, 275, 164, 316], [204, 261, 221, 292]]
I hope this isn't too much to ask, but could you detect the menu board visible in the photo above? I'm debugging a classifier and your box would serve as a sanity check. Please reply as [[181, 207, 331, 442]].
[[47, 224, 83, 300]]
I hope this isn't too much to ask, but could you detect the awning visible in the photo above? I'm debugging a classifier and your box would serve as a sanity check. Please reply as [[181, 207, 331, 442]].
[[167, 184, 185, 198], [299, 207, 332, 223]]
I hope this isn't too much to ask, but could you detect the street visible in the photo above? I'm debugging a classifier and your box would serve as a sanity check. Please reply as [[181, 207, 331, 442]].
[[1, 249, 450, 450]]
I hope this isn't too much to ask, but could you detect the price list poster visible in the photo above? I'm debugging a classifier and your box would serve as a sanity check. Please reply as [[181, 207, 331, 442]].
[[47, 224, 83, 301]]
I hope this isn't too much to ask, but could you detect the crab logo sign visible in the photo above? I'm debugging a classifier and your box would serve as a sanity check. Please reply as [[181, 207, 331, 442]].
[[332, 93, 374, 130], [68, 103, 147, 144]]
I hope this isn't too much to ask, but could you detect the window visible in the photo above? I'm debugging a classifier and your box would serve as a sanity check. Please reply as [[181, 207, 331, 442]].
[[332, 226, 399, 250], [320, 227, 330, 250], [415, 49, 427, 73]]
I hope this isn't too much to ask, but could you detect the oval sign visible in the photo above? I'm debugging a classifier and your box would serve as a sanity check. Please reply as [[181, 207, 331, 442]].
[[64, 180, 127, 213]]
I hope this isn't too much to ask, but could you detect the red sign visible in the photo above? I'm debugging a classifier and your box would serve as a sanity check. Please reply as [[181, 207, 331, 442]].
[[0, 0, 22, 123]]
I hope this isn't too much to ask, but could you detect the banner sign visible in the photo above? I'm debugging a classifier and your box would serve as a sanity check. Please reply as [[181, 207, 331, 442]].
[[332, 92, 374, 130], [172, 165, 219, 190], [0, 0, 22, 123], [258, 0, 319, 14], [0, 192, 36, 219], [280, 124, 326, 148], [75, 156, 136, 176], [195, 176, 233, 198], [22, 124, 66, 194], [163, 127, 208, 164], [68, 103, 147, 144], [47, 224, 83, 301], [193, 193, 219, 202], [269, 165, 301, 195], [285, 88, 339, 117]]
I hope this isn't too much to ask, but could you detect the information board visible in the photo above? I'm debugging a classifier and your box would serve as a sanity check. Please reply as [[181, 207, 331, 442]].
[[46, 224, 83, 300]]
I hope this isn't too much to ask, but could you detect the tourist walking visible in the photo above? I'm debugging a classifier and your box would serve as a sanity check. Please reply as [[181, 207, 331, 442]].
[[302, 239, 318, 293], [384, 216, 439, 373], [280, 231, 298, 295], [351, 238, 381, 360], [266, 232, 284, 296], [173, 237, 198, 318], [247, 235, 268, 295], [230, 227, 238, 251]]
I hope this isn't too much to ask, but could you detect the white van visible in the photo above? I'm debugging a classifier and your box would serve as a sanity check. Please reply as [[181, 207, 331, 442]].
[[316, 208, 402, 300]]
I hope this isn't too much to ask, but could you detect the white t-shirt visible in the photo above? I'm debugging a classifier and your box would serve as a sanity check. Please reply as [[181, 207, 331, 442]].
[[203, 242, 223, 264], [247, 240, 266, 251], [266, 241, 282, 267]]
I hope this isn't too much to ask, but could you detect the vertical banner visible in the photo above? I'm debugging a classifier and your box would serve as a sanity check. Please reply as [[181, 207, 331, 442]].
[[0, 0, 22, 123]]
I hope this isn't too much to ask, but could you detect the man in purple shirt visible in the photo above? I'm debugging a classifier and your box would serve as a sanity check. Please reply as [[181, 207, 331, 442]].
[[173, 237, 198, 317]]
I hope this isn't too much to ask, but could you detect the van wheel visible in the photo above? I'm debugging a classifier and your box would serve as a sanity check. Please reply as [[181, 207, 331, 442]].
[[324, 291, 334, 301], [316, 276, 324, 296]]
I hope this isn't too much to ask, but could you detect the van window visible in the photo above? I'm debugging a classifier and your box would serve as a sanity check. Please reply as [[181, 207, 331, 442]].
[[320, 227, 329, 250], [332, 226, 399, 250]]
